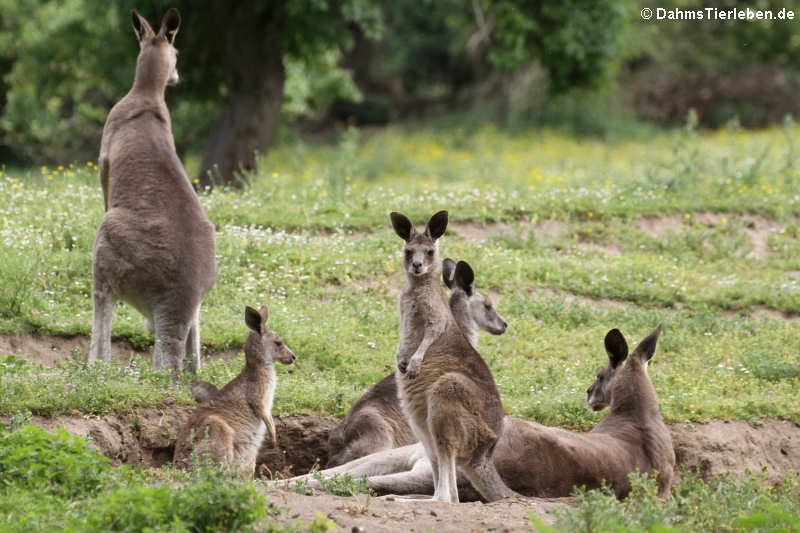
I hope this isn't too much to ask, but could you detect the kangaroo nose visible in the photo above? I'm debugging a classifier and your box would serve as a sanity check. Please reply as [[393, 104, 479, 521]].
[[501, 320, 508, 330], [412, 261, 422, 269]]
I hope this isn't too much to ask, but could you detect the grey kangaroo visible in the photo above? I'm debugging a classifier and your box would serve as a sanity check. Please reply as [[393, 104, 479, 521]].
[[287, 326, 674, 501], [173, 305, 296, 477], [324, 258, 508, 468], [389, 210, 515, 503], [89, 8, 216, 375]]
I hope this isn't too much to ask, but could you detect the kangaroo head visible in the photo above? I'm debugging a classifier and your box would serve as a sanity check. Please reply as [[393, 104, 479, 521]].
[[390, 210, 448, 277], [586, 325, 661, 412], [131, 8, 181, 88], [443, 258, 507, 336], [244, 305, 296, 366]]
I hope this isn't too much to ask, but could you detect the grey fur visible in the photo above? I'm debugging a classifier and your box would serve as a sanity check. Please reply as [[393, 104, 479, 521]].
[[89, 8, 216, 376], [323, 258, 508, 468], [391, 211, 515, 503], [173, 305, 296, 477]]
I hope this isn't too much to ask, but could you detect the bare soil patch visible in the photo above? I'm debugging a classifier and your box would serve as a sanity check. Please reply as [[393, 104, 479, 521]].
[[0, 333, 242, 368], [449, 219, 566, 244], [634, 212, 785, 259], [262, 488, 569, 532]]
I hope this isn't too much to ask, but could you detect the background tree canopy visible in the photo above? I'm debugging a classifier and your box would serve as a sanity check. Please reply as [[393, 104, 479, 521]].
[[1, 0, 800, 184]]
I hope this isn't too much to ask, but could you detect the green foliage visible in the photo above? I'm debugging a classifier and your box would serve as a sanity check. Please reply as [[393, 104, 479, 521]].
[[0, 0, 129, 163], [0, 425, 114, 498], [85, 464, 269, 533], [0, 0, 383, 165], [0, 425, 270, 532], [537, 471, 800, 533], [490, 0, 631, 91], [312, 472, 375, 497], [284, 50, 362, 120]]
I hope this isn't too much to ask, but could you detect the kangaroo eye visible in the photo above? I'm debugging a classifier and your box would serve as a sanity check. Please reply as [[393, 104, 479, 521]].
[[405, 250, 413, 259], [426, 250, 434, 257], [274, 341, 283, 348]]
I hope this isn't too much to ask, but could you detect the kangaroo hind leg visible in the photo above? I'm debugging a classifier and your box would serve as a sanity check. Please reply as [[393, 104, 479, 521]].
[[89, 288, 115, 363]]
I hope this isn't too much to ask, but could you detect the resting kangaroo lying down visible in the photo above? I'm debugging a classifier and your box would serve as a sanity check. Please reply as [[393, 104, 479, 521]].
[[285, 326, 674, 500]]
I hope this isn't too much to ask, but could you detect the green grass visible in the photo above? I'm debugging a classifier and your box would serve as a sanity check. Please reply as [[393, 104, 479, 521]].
[[0, 425, 278, 532], [531, 471, 800, 533], [1, 124, 798, 426]]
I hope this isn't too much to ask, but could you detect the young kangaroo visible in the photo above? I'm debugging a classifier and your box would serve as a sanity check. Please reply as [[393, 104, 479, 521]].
[[173, 305, 296, 477], [390, 210, 515, 503], [290, 326, 674, 501], [89, 8, 216, 375], [325, 258, 508, 468]]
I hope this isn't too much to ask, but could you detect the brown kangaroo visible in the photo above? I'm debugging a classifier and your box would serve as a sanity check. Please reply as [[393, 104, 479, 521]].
[[288, 326, 674, 501], [390, 210, 515, 503], [89, 8, 216, 375], [324, 258, 508, 468], [173, 305, 296, 477]]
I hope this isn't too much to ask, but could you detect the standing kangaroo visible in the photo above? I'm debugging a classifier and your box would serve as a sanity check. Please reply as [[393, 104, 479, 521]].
[[89, 8, 216, 375], [324, 258, 508, 468], [173, 305, 296, 477], [390, 210, 515, 503], [289, 326, 674, 501]]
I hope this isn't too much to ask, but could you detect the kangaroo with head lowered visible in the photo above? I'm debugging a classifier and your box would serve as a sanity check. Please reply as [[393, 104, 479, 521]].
[[388, 210, 515, 503], [289, 326, 674, 501], [323, 258, 508, 468], [173, 305, 296, 477], [89, 8, 216, 375]]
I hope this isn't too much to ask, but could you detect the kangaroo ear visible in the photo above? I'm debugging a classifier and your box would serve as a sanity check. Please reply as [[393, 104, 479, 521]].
[[604, 328, 629, 368], [245, 306, 262, 335], [425, 210, 448, 241], [259, 304, 269, 326], [390, 212, 414, 241], [442, 258, 456, 289], [454, 261, 475, 297], [131, 9, 154, 42], [158, 7, 180, 44], [632, 325, 662, 363]]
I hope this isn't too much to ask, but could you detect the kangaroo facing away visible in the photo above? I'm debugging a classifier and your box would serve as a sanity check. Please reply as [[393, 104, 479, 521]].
[[324, 258, 508, 468], [288, 326, 674, 501], [89, 8, 216, 375], [173, 305, 296, 476], [389, 211, 515, 503]]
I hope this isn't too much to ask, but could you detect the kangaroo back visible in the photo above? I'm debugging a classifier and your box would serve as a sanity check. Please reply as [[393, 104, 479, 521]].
[[89, 8, 216, 376]]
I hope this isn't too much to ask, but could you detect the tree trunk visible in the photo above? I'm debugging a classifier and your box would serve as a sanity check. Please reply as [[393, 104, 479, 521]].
[[198, 7, 285, 188]]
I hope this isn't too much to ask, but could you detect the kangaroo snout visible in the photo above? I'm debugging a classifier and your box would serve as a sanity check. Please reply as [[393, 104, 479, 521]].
[[280, 349, 297, 365], [491, 320, 508, 335]]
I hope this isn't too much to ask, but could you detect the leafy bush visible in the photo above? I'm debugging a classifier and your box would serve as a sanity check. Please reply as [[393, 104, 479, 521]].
[[1, 426, 271, 533], [0, 425, 114, 498]]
